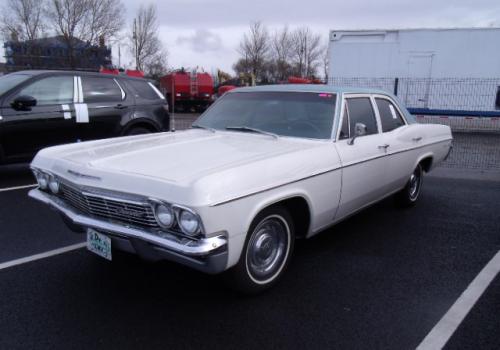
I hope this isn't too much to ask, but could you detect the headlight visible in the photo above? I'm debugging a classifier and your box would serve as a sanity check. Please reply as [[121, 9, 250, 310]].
[[153, 203, 174, 228], [34, 170, 49, 190], [179, 210, 200, 236], [48, 176, 60, 194]]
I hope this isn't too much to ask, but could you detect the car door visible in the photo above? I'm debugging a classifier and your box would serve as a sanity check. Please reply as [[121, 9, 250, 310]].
[[373, 95, 419, 190], [334, 94, 388, 219], [78, 75, 132, 141], [0, 74, 77, 160]]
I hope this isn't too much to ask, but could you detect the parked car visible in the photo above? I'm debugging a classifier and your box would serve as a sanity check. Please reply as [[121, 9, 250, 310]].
[[0, 70, 169, 164], [28, 85, 452, 293]]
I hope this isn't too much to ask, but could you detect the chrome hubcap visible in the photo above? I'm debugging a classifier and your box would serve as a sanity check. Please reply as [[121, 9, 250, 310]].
[[409, 169, 421, 200], [247, 217, 289, 282]]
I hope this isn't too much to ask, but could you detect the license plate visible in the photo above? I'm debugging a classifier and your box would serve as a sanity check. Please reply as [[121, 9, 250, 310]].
[[87, 229, 112, 261]]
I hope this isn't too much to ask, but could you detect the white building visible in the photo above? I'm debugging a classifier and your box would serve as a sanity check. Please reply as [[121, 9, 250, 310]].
[[328, 28, 500, 111]]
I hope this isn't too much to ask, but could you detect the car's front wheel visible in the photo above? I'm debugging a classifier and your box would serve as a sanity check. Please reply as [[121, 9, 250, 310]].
[[225, 206, 294, 294], [396, 163, 423, 207]]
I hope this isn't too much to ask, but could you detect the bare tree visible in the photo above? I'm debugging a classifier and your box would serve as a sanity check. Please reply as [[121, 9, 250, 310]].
[[83, 0, 125, 45], [237, 21, 270, 81], [129, 4, 167, 74], [270, 26, 293, 81], [291, 27, 323, 78], [322, 44, 329, 81], [0, 0, 46, 41], [46, 0, 125, 67]]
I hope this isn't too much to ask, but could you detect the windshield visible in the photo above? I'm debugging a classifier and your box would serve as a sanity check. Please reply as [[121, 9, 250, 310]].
[[195, 91, 337, 139], [0, 73, 31, 96]]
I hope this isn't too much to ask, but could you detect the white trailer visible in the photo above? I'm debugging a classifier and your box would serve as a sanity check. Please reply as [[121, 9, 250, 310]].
[[328, 28, 500, 112]]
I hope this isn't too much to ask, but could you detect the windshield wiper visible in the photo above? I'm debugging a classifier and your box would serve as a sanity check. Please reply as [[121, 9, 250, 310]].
[[225, 126, 279, 139], [192, 124, 216, 133]]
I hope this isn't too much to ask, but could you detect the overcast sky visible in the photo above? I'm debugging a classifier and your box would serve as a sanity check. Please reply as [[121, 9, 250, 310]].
[[1, 0, 500, 73]]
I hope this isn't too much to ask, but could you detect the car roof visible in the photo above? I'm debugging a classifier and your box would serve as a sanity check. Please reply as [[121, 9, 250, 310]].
[[232, 84, 390, 96], [11, 70, 148, 81]]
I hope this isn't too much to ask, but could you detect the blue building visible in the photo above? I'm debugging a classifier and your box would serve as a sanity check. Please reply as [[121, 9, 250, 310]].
[[4, 36, 112, 72]]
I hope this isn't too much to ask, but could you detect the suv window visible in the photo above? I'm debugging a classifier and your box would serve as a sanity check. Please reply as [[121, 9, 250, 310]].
[[376, 98, 405, 132], [81, 76, 123, 103], [128, 80, 164, 100], [344, 97, 378, 137], [15, 76, 73, 106], [0, 73, 31, 96]]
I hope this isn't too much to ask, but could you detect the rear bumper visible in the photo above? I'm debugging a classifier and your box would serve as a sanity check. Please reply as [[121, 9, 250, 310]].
[[29, 188, 228, 274]]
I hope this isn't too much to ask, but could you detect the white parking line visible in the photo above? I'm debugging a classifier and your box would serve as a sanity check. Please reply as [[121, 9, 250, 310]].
[[0, 242, 86, 271], [417, 250, 500, 350], [0, 184, 37, 193]]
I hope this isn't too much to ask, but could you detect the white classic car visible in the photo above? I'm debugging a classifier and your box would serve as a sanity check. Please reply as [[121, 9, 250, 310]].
[[29, 85, 452, 293]]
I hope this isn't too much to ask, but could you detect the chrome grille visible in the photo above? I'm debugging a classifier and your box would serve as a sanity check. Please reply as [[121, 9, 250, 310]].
[[59, 181, 160, 229]]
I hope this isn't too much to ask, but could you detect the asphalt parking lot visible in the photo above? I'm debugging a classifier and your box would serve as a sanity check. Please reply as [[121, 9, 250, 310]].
[[0, 132, 499, 349]]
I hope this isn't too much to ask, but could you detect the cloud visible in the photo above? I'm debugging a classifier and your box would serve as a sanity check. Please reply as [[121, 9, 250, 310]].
[[176, 29, 223, 53]]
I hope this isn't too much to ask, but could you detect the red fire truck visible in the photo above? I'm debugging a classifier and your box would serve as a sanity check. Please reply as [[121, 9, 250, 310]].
[[160, 69, 214, 112]]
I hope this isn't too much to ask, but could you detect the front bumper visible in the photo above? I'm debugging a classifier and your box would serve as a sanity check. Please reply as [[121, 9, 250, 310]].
[[29, 188, 228, 274]]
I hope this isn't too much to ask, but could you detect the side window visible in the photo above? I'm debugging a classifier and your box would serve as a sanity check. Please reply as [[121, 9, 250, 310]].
[[15, 76, 73, 106], [345, 97, 378, 136], [128, 80, 164, 100], [81, 77, 123, 103], [376, 98, 405, 132], [339, 104, 350, 139]]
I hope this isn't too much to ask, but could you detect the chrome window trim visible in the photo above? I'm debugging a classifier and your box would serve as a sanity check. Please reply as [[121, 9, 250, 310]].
[[336, 93, 380, 141], [372, 94, 409, 128]]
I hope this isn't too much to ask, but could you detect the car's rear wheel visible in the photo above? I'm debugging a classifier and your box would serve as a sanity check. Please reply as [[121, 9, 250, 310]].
[[396, 163, 423, 207], [225, 206, 294, 294], [125, 126, 152, 136]]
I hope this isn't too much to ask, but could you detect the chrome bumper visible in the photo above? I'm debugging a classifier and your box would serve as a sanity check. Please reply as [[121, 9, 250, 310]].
[[29, 188, 227, 263]]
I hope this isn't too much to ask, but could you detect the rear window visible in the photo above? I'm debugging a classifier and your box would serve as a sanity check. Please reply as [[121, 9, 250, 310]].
[[128, 80, 165, 100], [376, 98, 406, 132], [81, 77, 123, 103]]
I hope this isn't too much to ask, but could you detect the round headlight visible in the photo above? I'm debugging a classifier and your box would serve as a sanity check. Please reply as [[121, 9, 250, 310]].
[[48, 176, 60, 194], [179, 210, 200, 236], [35, 171, 49, 190], [154, 203, 174, 228]]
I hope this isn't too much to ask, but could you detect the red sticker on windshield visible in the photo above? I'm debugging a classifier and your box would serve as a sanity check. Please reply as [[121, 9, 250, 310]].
[[318, 93, 332, 98]]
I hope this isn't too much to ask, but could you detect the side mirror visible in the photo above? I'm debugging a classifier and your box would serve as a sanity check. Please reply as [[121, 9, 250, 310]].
[[347, 122, 367, 145], [11, 95, 37, 111]]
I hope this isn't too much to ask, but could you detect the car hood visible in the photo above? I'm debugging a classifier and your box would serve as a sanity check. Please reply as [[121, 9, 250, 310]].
[[33, 130, 338, 206]]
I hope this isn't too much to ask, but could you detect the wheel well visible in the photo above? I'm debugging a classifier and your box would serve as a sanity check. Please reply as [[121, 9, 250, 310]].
[[264, 197, 311, 238], [123, 121, 158, 135], [420, 157, 433, 172]]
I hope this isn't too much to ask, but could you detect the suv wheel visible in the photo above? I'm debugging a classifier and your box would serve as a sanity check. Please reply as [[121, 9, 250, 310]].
[[225, 206, 295, 294], [125, 126, 152, 136]]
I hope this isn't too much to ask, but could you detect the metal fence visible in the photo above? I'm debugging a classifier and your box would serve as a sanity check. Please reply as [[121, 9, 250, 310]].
[[328, 77, 500, 112], [442, 132, 500, 171]]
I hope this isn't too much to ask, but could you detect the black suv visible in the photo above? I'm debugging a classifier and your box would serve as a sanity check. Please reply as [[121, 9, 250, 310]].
[[0, 70, 169, 164]]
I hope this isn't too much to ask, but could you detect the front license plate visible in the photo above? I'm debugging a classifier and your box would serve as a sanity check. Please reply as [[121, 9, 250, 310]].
[[87, 229, 112, 261]]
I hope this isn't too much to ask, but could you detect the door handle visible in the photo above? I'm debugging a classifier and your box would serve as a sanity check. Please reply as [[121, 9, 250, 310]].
[[378, 144, 390, 150], [115, 104, 128, 110], [412, 137, 422, 142]]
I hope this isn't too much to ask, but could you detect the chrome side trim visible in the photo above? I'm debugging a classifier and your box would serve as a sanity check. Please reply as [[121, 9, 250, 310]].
[[211, 138, 452, 206], [29, 189, 226, 257]]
